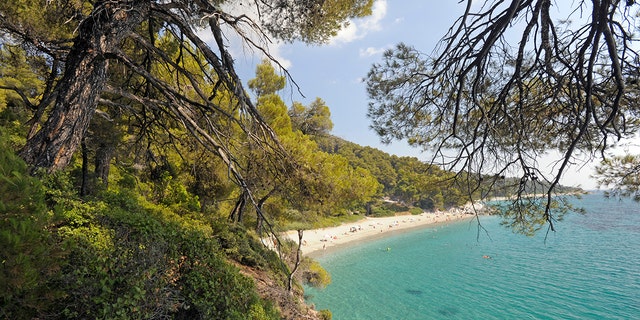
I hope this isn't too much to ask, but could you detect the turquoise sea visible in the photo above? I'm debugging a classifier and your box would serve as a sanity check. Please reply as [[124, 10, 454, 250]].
[[304, 193, 640, 319]]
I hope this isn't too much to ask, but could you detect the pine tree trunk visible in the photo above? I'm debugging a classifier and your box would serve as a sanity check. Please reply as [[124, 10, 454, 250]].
[[20, 1, 149, 173], [80, 138, 89, 196], [95, 143, 114, 188], [229, 192, 247, 222], [255, 190, 274, 234]]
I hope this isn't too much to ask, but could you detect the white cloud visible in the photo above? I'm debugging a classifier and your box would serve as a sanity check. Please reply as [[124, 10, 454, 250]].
[[331, 0, 388, 45], [197, 1, 390, 70], [266, 43, 292, 69], [203, 18, 292, 70], [332, 23, 359, 45], [359, 46, 387, 57], [360, 0, 387, 32]]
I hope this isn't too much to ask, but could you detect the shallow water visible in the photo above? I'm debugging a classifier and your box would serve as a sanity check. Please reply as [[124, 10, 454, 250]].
[[305, 193, 640, 319]]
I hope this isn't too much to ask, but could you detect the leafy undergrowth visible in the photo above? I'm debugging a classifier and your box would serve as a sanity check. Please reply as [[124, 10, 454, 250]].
[[0, 140, 321, 319]]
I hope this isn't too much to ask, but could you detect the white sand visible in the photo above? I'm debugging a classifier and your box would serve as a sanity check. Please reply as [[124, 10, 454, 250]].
[[284, 206, 479, 258]]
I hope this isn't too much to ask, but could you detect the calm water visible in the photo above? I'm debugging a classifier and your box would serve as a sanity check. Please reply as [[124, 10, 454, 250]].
[[305, 193, 640, 319]]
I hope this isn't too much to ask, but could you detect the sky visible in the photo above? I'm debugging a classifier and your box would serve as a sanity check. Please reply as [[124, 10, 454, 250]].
[[228, 0, 636, 190]]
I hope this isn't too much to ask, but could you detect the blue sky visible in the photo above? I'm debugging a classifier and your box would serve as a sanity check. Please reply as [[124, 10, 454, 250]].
[[229, 1, 607, 189], [233, 1, 463, 155]]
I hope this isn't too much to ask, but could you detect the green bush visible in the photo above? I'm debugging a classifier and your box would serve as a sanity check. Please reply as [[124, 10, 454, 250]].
[[386, 202, 410, 212], [0, 158, 282, 320], [0, 133, 63, 319], [368, 201, 424, 217], [302, 260, 331, 288], [368, 204, 394, 217], [319, 309, 333, 320], [54, 191, 281, 319], [0, 130, 290, 319]]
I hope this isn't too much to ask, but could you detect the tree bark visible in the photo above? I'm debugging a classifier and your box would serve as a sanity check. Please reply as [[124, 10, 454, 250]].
[[80, 138, 89, 196], [288, 229, 304, 292], [229, 191, 247, 223], [94, 142, 114, 188], [20, 1, 149, 173], [255, 188, 276, 234]]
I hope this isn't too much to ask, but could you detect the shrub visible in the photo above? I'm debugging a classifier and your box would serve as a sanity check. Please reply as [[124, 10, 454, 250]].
[[302, 259, 331, 288], [0, 133, 63, 318], [319, 309, 333, 320], [53, 189, 281, 319], [368, 205, 394, 217]]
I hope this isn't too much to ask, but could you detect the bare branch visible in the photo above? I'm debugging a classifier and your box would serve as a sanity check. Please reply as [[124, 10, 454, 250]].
[[367, 0, 640, 232]]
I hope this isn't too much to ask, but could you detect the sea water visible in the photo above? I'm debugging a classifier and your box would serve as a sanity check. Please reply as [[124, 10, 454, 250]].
[[304, 193, 640, 319]]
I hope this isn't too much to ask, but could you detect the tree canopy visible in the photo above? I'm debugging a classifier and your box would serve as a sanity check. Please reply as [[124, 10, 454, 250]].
[[0, 0, 374, 220], [2, 1, 609, 316], [0, 2, 385, 317], [366, 0, 640, 231], [596, 154, 640, 200]]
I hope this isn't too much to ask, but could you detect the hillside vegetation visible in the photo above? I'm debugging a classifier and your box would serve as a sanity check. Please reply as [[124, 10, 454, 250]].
[[0, 56, 486, 318], [0, 55, 474, 319], [0, 50, 585, 317]]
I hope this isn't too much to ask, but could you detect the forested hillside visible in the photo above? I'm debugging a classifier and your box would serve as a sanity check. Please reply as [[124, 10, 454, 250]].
[[0, 50, 480, 317], [0, 0, 606, 319], [0, 52, 583, 318], [0, 0, 379, 318], [0, 18, 472, 319]]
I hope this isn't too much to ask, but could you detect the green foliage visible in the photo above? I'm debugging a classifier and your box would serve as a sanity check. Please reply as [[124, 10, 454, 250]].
[[49, 189, 282, 319], [368, 205, 394, 217], [366, 200, 424, 217], [386, 202, 410, 213], [369, 209, 390, 218], [491, 195, 583, 236], [213, 223, 285, 278], [302, 259, 331, 288], [318, 309, 333, 320], [0, 45, 42, 141], [0, 151, 283, 319], [248, 303, 277, 320], [279, 210, 363, 230], [257, 94, 294, 136], [0, 131, 63, 319], [289, 98, 334, 136], [315, 136, 471, 210], [161, 173, 202, 212], [0, 0, 83, 42], [595, 154, 640, 201], [248, 60, 286, 97], [0, 1, 402, 318], [244, 61, 380, 222], [0, 45, 43, 112], [263, 0, 374, 43]]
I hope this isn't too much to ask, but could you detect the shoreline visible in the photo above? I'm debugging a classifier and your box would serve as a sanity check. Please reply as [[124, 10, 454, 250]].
[[284, 205, 479, 258]]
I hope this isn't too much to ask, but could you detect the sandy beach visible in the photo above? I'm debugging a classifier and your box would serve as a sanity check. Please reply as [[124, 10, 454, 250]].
[[284, 205, 480, 258]]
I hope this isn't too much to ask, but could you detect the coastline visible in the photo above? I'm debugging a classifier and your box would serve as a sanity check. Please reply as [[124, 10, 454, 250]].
[[285, 205, 479, 258]]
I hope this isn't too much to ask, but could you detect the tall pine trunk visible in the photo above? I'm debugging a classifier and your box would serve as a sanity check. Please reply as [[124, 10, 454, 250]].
[[95, 143, 115, 188], [20, 1, 149, 173]]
